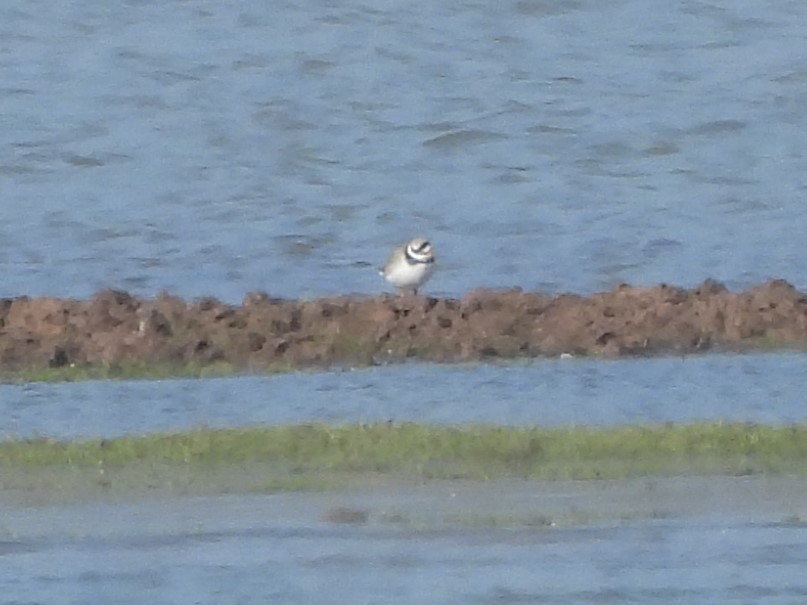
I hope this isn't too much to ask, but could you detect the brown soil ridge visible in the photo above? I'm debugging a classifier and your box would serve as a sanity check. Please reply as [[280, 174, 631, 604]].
[[1, 279, 805, 371]]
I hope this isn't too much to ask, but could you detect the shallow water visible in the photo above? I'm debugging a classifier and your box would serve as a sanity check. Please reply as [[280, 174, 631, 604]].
[[2, 352, 805, 439], [4, 0, 807, 601], [2, 0, 807, 302], [3, 479, 807, 605], [4, 352, 807, 604]]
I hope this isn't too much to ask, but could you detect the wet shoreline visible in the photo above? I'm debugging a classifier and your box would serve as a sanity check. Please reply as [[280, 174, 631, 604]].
[[1, 279, 806, 373], [4, 476, 807, 529]]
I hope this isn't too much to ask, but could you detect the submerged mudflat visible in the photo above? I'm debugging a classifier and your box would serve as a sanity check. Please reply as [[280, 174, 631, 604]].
[[1, 279, 807, 376], [6, 477, 807, 533]]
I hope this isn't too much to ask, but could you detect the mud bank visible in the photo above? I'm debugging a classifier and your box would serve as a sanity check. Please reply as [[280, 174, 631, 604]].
[[1, 279, 806, 372]]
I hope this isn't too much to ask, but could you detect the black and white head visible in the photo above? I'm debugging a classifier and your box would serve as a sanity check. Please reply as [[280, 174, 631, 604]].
[[405, 237, 434, 264]]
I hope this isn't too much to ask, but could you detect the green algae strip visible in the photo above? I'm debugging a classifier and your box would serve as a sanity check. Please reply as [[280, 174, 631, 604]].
[[2, 423, 807, 504]]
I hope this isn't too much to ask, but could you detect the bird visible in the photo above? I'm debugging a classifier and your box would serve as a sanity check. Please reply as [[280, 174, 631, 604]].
[[379, 237, 435, 296]]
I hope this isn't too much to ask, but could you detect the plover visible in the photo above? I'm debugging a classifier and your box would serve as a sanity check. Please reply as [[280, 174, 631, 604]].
[[379, 237, 435, 295]]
